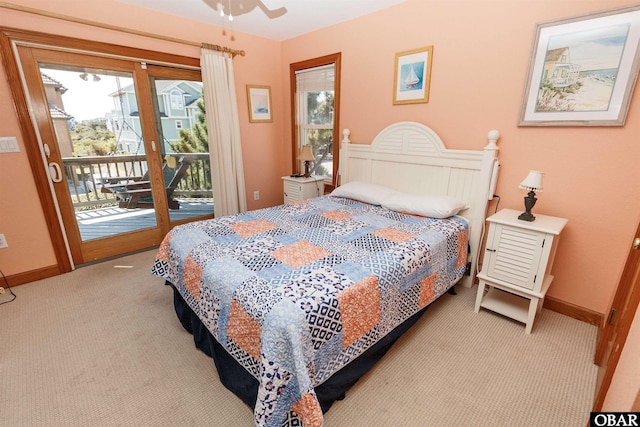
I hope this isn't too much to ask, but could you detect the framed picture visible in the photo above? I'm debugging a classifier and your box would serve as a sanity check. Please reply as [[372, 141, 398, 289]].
[[393, 46, 433, 105], [246, 85, 272, 123], [519, 5, 640, 126]]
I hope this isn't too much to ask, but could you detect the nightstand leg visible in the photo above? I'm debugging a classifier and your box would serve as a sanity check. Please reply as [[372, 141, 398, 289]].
[[474, 281, 486, 313], [525, 297, 539, 334]]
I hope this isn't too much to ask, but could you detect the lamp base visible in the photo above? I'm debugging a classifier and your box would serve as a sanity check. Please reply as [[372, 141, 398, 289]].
[[303, 161, 311, 178], [518, 211, 535, 222], [518, 190, 537, 222]]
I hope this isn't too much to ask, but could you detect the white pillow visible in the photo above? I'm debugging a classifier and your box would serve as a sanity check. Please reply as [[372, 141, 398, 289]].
[[382, 192, 468, 218], [331, 181, 397, 205]]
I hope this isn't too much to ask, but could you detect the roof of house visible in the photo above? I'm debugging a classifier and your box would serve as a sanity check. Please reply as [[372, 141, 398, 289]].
[[110, 80, 202, 96], [545, 47, 569, 63], [49, 104, 74, 120], [41, 73, 68, 94]]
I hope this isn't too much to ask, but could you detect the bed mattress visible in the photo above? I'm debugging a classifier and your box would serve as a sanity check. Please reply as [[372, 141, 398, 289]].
[[152, 195, 468, 427]]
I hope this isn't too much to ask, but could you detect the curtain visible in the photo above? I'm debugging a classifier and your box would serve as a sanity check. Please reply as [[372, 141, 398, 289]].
[[200, 46, 247, 217]]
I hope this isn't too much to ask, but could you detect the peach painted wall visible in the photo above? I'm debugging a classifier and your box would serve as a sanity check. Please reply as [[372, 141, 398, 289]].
[[280, 0, 640, 314], [0, 0, 286, 275], [1, 0, 639, 317]]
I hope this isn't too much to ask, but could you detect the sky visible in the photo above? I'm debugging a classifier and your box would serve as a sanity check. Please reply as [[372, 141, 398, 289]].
[[546, 23, 629, 71], [42, 68, 133, 122]]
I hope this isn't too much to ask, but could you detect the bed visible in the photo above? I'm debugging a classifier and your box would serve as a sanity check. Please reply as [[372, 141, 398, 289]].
[[151, 122, 500, 427]]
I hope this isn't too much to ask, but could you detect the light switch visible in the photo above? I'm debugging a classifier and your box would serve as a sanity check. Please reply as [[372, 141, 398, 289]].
[[0, 137, 20, 153]]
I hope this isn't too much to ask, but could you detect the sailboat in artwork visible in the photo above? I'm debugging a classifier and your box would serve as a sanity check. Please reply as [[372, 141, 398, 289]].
[[404, 65, 420, 88], [254, 98, 268, 113]]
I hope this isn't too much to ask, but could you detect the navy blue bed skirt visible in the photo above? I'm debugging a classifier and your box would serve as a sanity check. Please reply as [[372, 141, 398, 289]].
[[171, 283, 433, 413]]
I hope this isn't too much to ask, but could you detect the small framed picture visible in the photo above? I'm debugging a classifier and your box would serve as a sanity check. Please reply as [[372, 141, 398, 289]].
[[393, 46, 433, 105], [246, 85, 272, 123], [519, 5, 640, 126]]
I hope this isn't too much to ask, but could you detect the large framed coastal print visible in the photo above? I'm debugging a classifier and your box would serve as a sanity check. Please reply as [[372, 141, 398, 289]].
[[519, 5, 640, 126], [393, 46, 433, 105]]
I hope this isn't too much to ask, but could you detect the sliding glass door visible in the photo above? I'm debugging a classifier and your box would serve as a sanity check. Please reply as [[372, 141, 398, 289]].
[[15, 45, 210, 265], [146, 65, 213, 224]]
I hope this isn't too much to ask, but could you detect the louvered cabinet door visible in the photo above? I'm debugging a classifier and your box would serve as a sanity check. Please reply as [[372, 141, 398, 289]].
[[282, 176, 325, 203], [484, 223, 547, 291]]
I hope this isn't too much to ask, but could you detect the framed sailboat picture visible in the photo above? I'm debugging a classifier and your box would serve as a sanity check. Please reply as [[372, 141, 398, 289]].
[[247, 85, 273, 123], [393, 46, 433, 105]]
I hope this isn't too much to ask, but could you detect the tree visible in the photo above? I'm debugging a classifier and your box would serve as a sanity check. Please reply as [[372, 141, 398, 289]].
[[169, 93, 210, 193], [71, 119, 117, 156], [171, 95, 208, 153], [305, 91, 334, 176]]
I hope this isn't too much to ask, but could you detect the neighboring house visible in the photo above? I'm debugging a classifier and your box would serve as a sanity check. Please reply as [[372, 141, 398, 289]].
[[542, 47, 580, 88], [107, 80, 203, 154], [41, 73, 74, 157]]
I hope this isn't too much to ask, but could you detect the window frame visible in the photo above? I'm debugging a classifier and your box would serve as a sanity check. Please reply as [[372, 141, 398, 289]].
[[289, 53, 341, 190]]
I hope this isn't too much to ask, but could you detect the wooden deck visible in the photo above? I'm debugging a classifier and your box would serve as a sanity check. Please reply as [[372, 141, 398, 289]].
[[76, 198, 213, 241]]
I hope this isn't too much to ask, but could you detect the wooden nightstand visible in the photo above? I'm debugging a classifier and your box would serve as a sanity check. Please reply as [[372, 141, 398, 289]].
[[282, 176, 325, 203], [474, 208, 568, 333]]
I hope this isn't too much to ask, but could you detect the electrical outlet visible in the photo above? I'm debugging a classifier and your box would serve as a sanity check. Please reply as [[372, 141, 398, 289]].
[[0, 233, 7, 249], [253, 191, 260, 201]]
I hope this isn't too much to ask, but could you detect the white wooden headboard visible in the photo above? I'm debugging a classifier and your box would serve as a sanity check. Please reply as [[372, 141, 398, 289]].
[[339, 121, 500, 288]]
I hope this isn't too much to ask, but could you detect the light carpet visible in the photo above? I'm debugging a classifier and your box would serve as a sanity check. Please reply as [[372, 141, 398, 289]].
[[0, 249, 598, 426]]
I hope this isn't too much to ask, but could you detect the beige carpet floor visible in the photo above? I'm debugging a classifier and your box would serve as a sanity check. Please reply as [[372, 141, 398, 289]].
[[0, 249, 598, 426]]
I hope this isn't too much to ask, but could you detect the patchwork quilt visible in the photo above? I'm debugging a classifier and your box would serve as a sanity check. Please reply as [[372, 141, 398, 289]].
[[152, 195, 468, 427]]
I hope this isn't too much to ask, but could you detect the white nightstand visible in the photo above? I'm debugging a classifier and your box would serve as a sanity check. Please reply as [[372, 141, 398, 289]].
[[474, 208, 568, 333], [282, 175, 325, 203]]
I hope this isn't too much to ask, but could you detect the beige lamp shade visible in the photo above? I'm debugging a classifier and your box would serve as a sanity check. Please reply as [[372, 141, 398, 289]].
[[297, 145, 315, 162]]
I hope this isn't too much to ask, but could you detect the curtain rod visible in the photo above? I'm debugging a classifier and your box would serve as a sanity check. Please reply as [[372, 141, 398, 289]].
[[201, 42, 245, 57], [0, 1, 245, 57]]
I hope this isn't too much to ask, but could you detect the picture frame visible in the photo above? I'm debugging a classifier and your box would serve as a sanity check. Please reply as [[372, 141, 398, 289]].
[[519, 5, 640, 126], [393, 46, 433, 105], [246, 85, 273, 123]]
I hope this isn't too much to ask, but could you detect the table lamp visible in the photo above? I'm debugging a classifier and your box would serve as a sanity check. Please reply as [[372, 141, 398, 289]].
[[297, 145, 315, 178], [518, 170, 544, 222]]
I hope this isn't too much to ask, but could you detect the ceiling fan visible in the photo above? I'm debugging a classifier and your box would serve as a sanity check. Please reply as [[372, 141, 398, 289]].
[[203, 0, 288, 20]]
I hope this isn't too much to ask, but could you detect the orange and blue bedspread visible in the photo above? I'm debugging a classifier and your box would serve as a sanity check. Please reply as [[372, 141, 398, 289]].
[[152, 195, 468, 427]]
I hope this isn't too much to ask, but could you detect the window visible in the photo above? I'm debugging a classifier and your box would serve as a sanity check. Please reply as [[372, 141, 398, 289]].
[[170, 89, 184, 109], [290, 53, 341, 188]]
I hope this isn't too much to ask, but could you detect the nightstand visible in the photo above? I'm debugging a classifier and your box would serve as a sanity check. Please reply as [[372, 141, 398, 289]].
[[282, 176, 325, 203], [474, 208, 568, 333]]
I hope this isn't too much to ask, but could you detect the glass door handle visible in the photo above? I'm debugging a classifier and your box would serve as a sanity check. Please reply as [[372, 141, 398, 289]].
[[48, 162, 62, 183]]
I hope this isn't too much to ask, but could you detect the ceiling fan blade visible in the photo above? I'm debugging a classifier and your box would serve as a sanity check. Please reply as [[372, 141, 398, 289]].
[[257, 1, 287, 19], [202, 0, 287, 20]]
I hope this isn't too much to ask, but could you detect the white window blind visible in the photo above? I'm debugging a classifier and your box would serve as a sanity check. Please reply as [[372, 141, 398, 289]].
[[295, 64, 335, 93]]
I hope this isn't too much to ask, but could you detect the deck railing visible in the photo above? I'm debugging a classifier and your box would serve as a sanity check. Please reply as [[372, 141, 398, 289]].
[[62, 153, 212, 209]]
